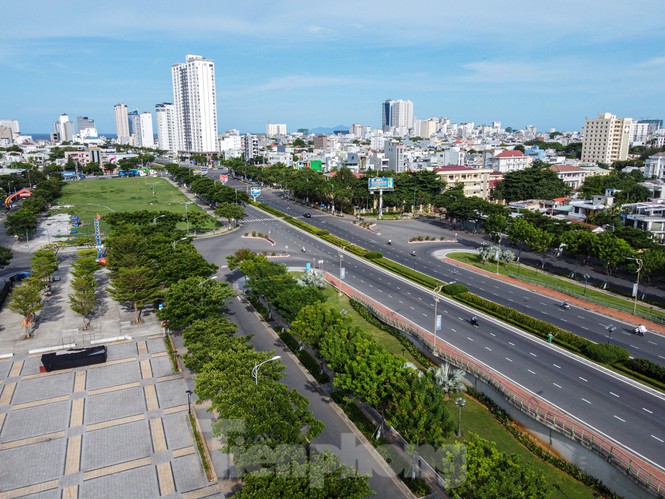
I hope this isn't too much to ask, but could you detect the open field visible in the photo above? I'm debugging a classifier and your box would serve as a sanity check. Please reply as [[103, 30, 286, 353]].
[[52, 177, 212, 240], [322, 283, 594, 498]]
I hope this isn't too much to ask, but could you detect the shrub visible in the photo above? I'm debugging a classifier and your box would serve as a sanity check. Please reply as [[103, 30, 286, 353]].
[[444, 283, 469, 296], [317, 229, 329, 236], [621, 358, 665, 383], [583, 343, 630, 365], [365, 251, 383, 260]]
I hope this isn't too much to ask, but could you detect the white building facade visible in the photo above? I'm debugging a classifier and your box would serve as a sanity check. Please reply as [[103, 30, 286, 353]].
[[581, 112, 633, 165], [156, 103, 177, 153], [171, 54, 219, 154], [138, 112, 154, 148], [114, 104, 130, 144], [266, 124, 287, 136]]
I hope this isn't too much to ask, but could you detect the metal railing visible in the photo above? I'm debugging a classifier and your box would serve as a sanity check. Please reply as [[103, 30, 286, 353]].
[[327, 274, 665, 496]]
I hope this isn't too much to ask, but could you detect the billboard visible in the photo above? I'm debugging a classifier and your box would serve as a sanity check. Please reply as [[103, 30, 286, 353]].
[[368, 177, 394, 191]]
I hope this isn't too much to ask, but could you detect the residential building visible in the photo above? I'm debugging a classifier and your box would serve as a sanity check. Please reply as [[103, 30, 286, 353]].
[[622, 201, 665, 243], [114, 104, 130, 144], [242, 134, 258, 162], [314, 135, 329, 150], [64, 150, 91, 166], [434, 165, 492, 200], [156, 103, 177, 153], [266, 124, 287, 136], [172, 54, 219, 154], [631, 122, 650, 146], [568, 190, 616, 221], [381, 99, 414, 135], [490, 150, 532, 173], [0, 120, 20, 144], [580, 112, 633, 165], [384, 140, 405, 172], [128, 110, 140, 147], [549, 164, 588, 190], [54, 114, 75, 143], [76, 116, 98, 141], [138, 112, 154, 148], [644, 152, 665, 180]]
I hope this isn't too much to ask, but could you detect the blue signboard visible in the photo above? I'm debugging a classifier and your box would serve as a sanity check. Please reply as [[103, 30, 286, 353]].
[[368, 177, 394, 190], [250, 187, 261, 197]]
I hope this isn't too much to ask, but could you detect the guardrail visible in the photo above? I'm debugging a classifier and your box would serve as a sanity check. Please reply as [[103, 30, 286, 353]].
[[327, 274, 665, 496]]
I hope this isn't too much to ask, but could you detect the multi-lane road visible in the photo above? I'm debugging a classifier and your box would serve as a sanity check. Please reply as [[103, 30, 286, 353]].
[[197, 177, 665, 478]]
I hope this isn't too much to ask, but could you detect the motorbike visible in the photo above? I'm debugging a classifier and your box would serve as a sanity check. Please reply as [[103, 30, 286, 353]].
[[411, 251, 416, 257], [562, 301, 570, 310], [633, 326, 647, 336], [470, 317, 479, 328], [301, 247, 306, 253], [388, 240, 392, 245]]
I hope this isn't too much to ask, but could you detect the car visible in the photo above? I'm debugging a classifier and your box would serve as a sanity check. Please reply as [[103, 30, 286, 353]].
[[303, 213, 312, 218]]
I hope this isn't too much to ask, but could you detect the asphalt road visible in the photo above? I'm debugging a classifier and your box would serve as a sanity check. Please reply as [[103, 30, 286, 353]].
[[248, 186, 665, 367], [195, 197, 665, 475]]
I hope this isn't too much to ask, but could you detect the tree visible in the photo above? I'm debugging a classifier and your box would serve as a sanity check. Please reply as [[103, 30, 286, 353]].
[[592, 233, 633, 282], [506, 218, 536, 260], [105, 232, 150, 276], [214, 202, 245, 226], [0, 246, 13, 268], [8, 282, 43, 338], [493, 166, 568, 203], [30, 247, 59, 289], [107, 265, 162, 324], [483, 213, 508, 238], [430, 363, 466, 400], [69, 274, 97, 330], [159, 276, 234, 330]]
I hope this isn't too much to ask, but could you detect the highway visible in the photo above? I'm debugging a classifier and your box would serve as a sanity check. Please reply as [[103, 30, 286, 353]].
[[196, 186, 665, 475]]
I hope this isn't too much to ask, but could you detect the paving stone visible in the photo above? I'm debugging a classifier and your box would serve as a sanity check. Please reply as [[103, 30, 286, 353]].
[[81, 420, 153, 471], [86, 361, 142, 390], [0, 359, 12, 380], [105, 342, 138, 361], [146, 337, 167, 354], [85, 386, 146, 425], [155, 379, 189, 409], [162, 412, 195, 450], [79, 464, 160, 499], [1, 401, 70, 442], [12, 372, 75, 404], [150, 355, 174, 379], [172, 453, 208, 493], [14, 489, 61, 499], [0, 438, 67, 490]]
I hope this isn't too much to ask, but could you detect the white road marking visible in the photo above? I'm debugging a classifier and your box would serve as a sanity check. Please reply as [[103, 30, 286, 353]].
[[540, 302, 548, 306], [508, 342, 515, 346], [581, 326, 589, 330], [505, 358, 513, 362], [610, 392, 620, 398], [652, 435, 664, 443], [659, 355, 665, 360], [643, 408, 653, 414], [398, 300, 404, 304], [490, 332, 496, 337], [467, 337, 474, 342], [529, 352, 537, 357], [648, 340, 657, 345], [410, 306, 415, 310], [388, 294, 393, 298], [614, 415, 625, 423], [423, 313, 428, 317], [507, 290, 514, 294], [581, 398, 591, 404], [553, 364, 561, 369], [528, 369, 536, 375], [450, 328, 456, 333], [553, 383, 562, 388], [579, 377, 588, 382], [485, 346, 492, 351], [629, 344, 639, 349]]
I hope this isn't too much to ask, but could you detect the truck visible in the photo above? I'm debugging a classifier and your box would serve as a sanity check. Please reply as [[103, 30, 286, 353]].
[[62, 171, 85, 180]]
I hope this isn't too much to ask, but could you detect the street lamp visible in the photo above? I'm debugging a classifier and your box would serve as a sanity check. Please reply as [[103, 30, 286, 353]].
[[251, 355, 281, 385], [455, 397, 466, 437], [186, 389, 193, 414], [606, 324, 616, 344], [583, 274, 590, 297], [626, 257, 643, 315], [184, 202, 193, 233], [432, 285, 444, 355], [338, 251, 345, 296], [172, 237, 188, 251], [199, 275, 218, 288], [495, 233, 504, 275], [153, 214, 167, 225]]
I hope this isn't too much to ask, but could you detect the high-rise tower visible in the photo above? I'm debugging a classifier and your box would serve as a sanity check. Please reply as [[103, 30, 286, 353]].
[[114, 103, 130, 144], [156, 103, 177, 153], [381, 99, 414, 135], [581, 113, 633, 165], [171, 54, 219, 154]]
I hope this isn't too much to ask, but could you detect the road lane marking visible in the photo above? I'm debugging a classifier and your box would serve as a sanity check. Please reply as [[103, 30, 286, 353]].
[[553, 383, 562, 388], [579, 377, 588, 382], [552, 364, 561, 369], [648, 340, 657, 345], [528, 369, 536, 374], [490, 332, 496, 337], [581, 326, 589, 330], [652, 435, 664, 443], [610, 392, 620, 398], [467, 337, 474, 342], [613, 415, 625, 422], [505, 358, 513, 362], [450, 329, 456, 333], [581, 398, 591, 404], [508, 342, 515, 346], [410, 306, 415, 310], [485, 346, 492, 351], [643, 408, 653, 414], [529, 352, 537, 357]]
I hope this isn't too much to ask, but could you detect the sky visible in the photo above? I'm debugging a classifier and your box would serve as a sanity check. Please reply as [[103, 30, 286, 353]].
[[2, 0, 665, 135]]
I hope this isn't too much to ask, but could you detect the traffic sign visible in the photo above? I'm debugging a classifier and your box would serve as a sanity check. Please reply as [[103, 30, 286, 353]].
[[219, 174, 228, 184]]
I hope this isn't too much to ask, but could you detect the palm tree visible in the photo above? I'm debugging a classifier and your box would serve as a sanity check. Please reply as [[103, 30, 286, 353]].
[[430, 363, 466, 400]]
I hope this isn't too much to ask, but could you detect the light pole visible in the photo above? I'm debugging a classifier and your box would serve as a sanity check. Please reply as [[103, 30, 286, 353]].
[[338, 248, 346, 296], [455, 397, 466, 437], [606, 324, 616, 344], [153, 214, 166, 225], [495, 234, 504, 275], [252, 355, 281, 385], [626, 257, 643, 315], [172, 237, 188, 251], [186, 389, 193, 414], [184, 202, 193, 233], [583, 274, 590, 296], [432, 284, 444, 355], [412, 189, 417, 217]]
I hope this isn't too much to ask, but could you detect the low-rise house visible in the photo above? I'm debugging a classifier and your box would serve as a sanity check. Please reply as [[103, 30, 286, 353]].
[[622, 200, 665, 243], [434, 165, 492, 200]]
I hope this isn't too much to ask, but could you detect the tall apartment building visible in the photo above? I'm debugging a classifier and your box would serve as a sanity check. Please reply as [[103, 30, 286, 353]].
[[128, 110, 140, 147], [384, 140, 405, 172], [171, 54, 219, 154], [581, 113, 633, 165], [382, 99, 414, 134], [114, 103, 131, 144], [266, 124, 286, 136], [242, 134, 258, 162], [138, 112, 154, 148], [77, 116, 98, 140], [54, 114, 75, 143], [156, 103, 177, 153]]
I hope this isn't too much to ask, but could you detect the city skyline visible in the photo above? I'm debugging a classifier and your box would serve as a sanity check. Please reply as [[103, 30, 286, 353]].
[[2, 1, 664, 134]]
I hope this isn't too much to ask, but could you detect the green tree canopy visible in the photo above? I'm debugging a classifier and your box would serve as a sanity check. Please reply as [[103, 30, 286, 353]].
[[493, 166, 569, 203]]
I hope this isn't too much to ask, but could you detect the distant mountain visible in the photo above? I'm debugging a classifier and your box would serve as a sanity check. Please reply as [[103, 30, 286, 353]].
[[308, 125, 349, 135]]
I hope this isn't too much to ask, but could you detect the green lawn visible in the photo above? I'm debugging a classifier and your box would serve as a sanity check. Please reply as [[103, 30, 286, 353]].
[[444, 395, 595, 498], [321, 283, 595, 498], [447, 251, 665, 321], [53, 177, 213, 240]]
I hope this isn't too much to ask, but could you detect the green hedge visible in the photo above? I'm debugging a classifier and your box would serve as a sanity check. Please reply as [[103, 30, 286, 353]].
[[583, 343, 630, 365], [365, 251, 383, 260], [620, 358, 665, 383], [444, 283, 468, 296]]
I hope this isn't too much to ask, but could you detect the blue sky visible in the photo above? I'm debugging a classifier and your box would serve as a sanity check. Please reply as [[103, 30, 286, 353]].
[[2, 0, 664, 135]]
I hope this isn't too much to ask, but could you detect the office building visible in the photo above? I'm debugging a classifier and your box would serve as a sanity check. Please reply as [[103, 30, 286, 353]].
[[381, 99, 414, 134], [54, 114, 75, 143], [128, 110, 140, 147], [266, 124, 287, 136], [156, 103, 177, 153], [77, 116, 98, 140], [581, 112, 633, 165], [171, 54, 219, 153], [114, 103, 131, 144]]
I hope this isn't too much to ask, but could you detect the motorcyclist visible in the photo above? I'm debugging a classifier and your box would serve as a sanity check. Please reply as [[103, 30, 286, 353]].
[[636, 324, 647, 335], [471, 316, 478, 326], [411, 250, 416, 256], [562, 300, 570, 309], [388, 239, 392, 245], [301, 246, 306, 253]]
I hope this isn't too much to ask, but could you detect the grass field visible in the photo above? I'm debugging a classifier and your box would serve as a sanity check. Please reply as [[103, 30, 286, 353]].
[[53, 177, 212, 240], [322, 284, 594, 498], [447, 251, 665, 321]]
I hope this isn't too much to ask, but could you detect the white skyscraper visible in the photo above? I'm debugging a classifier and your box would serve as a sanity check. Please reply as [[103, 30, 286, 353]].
[[172, 54, 219, 153], [266, 124, 287, 136], [138, 112, 154, 148], [54, 114, 75, 143], [128, 110, 140, 147], [114, 103, 130, 144], [156, 103, 177, 153], [381, 99, 414, 135]]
